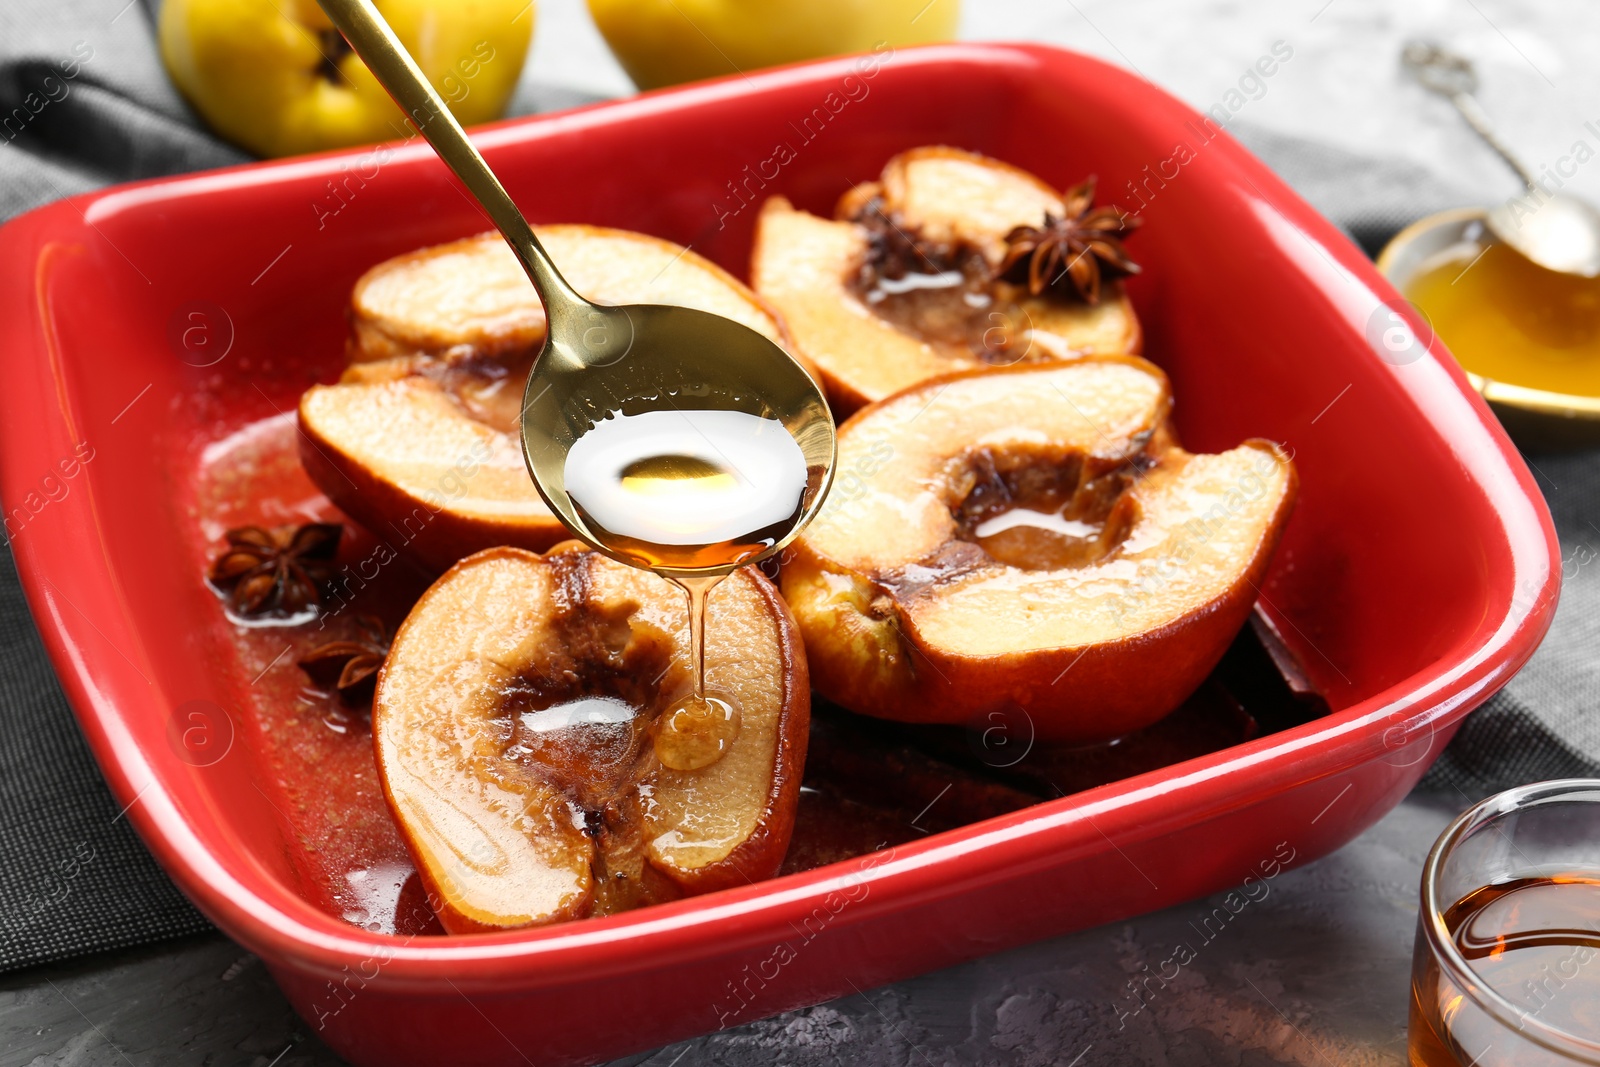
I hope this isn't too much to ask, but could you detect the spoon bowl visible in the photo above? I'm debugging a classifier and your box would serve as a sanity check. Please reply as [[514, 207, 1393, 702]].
[[521, 300, 837, 577], [317, 0, 836, 576], [1486, 193, 1600, 279]]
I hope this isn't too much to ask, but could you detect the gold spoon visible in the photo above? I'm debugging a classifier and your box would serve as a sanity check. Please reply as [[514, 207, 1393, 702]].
[[316, 0, 836, 578]]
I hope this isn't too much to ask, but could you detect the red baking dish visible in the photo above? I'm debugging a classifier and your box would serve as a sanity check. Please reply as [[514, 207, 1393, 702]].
[[0, 42, 1559, 1066]]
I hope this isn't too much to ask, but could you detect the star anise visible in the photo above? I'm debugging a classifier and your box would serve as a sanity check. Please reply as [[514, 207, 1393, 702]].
[[207, 523, 342, 618], [298, 615, 390, 707], [850, 195, 972, 285], [997, 176, 1141, 305]]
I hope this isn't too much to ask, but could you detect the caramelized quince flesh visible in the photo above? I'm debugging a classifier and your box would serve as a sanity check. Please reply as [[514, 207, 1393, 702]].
[[375, 545, 807, 932], [340, 348, 534, 436], [752, 146, 1141, 412], [299, 227, 794, 569], [349, 227, 786, 366], [344, 225, 789, 431], [781, 357, 1296, 743]]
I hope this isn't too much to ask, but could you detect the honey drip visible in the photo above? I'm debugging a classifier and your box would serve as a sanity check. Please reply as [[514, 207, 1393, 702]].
[[654, 574, 742, 772], [563, 405, 813, 770]]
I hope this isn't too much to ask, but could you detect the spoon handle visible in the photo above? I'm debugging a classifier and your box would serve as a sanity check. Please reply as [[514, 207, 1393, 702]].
[[1401, 40, 1537, 192], [1448, 91, 1537, 191], [316, 0, 581, 311]]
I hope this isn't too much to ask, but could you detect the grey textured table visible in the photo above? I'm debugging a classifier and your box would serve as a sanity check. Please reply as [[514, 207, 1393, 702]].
[[0, 790, 1469, 1066], [3, 0, 1594, 1063]]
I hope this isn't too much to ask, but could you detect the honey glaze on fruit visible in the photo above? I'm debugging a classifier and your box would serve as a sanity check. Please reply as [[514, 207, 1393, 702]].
[[854, 247, 1033, 364], [953, 446, 1144, 571], [654, 689, 741, 771], [337, 348, 535, 436], [420, 350, 533, 433], [485, 566, 690, 914], [563, 404, 813, 767]]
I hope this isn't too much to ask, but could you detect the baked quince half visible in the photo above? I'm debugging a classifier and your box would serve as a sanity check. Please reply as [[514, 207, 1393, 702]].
[[752, 146, 1143, 413], [375, 544, 808, 933], [780, 358, 1296, 744], [299, 228, 796, 570]]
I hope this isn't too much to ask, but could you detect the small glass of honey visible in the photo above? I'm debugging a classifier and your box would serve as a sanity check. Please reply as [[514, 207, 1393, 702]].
[[1410, 779, 1600, 1067]]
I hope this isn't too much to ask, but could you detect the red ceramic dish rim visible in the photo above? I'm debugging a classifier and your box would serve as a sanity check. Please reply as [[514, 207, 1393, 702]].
[[0, 42, 1560, 991]]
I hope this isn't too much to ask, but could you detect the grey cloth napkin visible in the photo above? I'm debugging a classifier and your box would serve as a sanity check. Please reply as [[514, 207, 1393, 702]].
[[0, 2, 1594, 974]]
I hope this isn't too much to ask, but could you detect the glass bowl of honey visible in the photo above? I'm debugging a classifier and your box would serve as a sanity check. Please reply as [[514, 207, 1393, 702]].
[[1379, 207, 1600, 449], [1411, 779, 1600, 1067]]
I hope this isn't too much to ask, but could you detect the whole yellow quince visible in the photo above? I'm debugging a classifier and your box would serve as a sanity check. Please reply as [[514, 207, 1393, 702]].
[[587, 0, 960, 90], [159, 0, 534, 158]]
